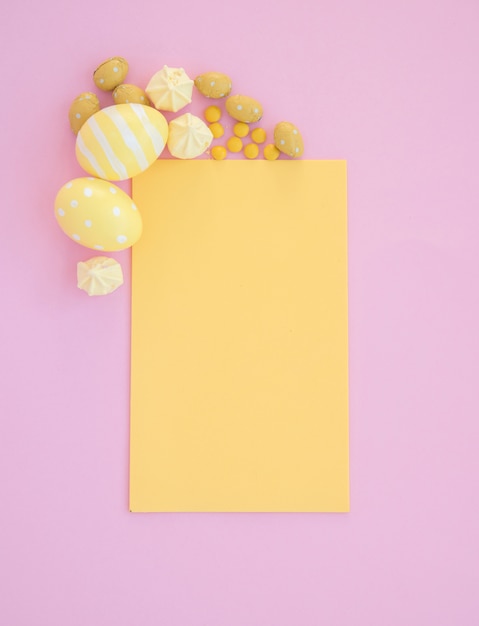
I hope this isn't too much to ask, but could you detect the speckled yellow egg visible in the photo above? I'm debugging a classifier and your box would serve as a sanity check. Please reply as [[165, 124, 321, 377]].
[[226, 95, 263, 123], [54, 177, 142, 251], [93, 56, 129, 91], [113, 84, 150, 106], [75, 104, 168, 181], [68, 92, 100, 134], [194, 72, 232, 98], [273, 122, 304, 158]]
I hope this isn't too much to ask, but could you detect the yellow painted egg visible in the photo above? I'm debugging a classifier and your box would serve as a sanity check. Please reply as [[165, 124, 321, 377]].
[[225, 95, 263, 123], [194, 72, 232, 98], [75, 104, 168, 181], [54, 177, 142, 251], [273, 122, 304, 158], [68, 92, 100, 135], [113, 84, 150, 106], [93, 56, 129, 91]]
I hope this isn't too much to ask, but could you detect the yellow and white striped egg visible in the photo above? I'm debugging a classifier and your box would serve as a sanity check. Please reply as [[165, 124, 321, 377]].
[[75, 104, 168, 181], [55, 177, 142, 251]]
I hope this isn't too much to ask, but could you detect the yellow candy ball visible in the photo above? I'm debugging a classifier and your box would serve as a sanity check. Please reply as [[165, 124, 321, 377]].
[[227, 136, 243, 153], [244, 143, 259, 159], [264, 143, 280, 161], [211, 145, 227, 160], [251, 127, 267, 144], [209, 122, 225, 138], [204, 105, 222, 123], [233, 122, 249, 138]]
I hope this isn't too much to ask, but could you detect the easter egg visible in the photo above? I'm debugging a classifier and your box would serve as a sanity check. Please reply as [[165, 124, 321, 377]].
[[225, 95, 263, 123], [55, 177, 142, 251], [93, 56, 129, 91], [75, 104, 168, 181], [194, 72, 232, 98], [273, 122, 304, 158], [68, 92, 100, 135], [113, 84, 150, 106]]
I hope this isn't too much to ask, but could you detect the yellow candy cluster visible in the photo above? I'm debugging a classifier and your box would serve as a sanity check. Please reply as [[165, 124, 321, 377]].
[[203, 106, 283, 161], [198, 83, 304, 160], [201, 90, 303, 161]]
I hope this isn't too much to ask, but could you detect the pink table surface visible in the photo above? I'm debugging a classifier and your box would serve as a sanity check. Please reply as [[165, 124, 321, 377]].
[[1, 1, 478, 624]]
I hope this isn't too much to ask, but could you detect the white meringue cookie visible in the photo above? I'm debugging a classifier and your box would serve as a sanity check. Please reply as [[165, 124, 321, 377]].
[[77, 256, 124, 296], [145, 65, 194, 112], [167, 113, 213, 159]]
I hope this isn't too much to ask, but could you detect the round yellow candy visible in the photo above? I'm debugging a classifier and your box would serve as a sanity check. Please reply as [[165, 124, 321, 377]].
[[204, 105, 222, 123], [251, 127, 266, 144], [227, 136, 243, 152], [264, 144, 280, 161], [233, 122, 249, 138], [54, 177, 142, 251], [209, 122, 224, 138], [244, 143, 259, 159], [211, 146, 227, 160]]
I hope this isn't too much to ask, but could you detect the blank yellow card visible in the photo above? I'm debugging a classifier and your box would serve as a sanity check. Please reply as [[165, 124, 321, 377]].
[[130, 160, 349, 512]]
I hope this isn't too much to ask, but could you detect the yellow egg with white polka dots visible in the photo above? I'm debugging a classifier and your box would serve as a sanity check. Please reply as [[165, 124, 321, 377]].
[[54, 177, 142, 251], [76, 104, 168, 181], [225, 95, 263, 123]]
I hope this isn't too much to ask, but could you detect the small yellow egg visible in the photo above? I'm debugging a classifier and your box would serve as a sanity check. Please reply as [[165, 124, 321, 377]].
[[273, 122, 304, 158], [226, 95, 263, 123], [113, 84, 150, 105], [93, 56, 129, 91], [251, 127, 266, 144], [264, 144, 280, 160], [194, 72, 232, 98], [227, 136, 243, 153], [209, 122, 225, 138], [204, 105, 222, 123], [233, 122, 249, 138], [68, 92, 100, 135], [244, 143, 259, 159], [55, 177, 142, 251], [211, 146, 227, 160]]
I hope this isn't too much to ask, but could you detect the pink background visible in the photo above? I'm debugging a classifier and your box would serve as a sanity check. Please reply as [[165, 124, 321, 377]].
[[1, 0, 478, 624]]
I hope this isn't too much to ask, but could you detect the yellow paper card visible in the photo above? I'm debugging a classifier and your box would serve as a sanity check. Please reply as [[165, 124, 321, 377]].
[[130, 160, 349, 512]]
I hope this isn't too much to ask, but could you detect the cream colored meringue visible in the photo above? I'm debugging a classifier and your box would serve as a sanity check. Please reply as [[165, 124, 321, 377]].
[[167, 113, 213, 159], [77, 256, 124, 296], [145, 66, 194, 112]]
